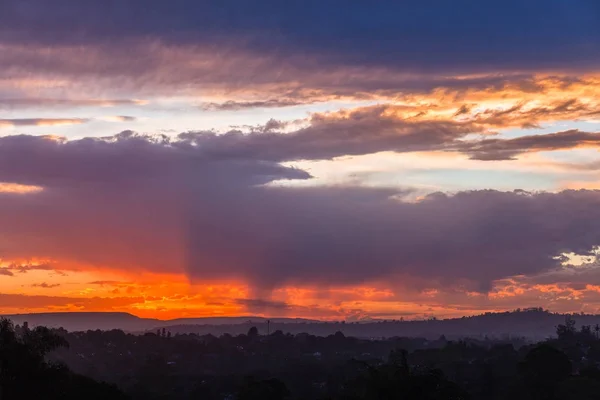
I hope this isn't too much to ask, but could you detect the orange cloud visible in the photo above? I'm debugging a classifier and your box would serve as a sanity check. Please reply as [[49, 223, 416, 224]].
[[0, 182, 43, 194]]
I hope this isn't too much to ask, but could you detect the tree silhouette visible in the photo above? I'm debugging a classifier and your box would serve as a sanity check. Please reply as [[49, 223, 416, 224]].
[[0, 318, 128, 400], [237, 377, 290, 400], [341, 349, 469, 399], [247, 326, 259, 338], [518, 344, 571, 400], [556, 316, 577, 341]]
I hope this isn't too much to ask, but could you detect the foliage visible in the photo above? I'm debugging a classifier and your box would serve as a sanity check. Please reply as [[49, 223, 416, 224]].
[[5, 315, 600, 399], [0, 318, 128, 400]]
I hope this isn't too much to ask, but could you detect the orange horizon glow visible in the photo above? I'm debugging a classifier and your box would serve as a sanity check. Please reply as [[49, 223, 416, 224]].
[[2, 258, 599, 321]]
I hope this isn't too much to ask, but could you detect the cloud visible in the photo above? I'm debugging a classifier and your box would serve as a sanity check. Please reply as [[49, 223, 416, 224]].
[[1, 0, 599, 75], [178, 104, 600, 163], [2, 133, 600, 294], [179, 106, 480, 162], [0, 98, 146, 109], [235, 298, 291, 312], [88, 280, 128, 286], [461, 99, 600, 129], [0, 131, 310, 187], [201, 99, 312, 111], [2, 42, 594, 106], [2, 263, 58, 274], [0, 118, 88, 128], [459, 129, 600, 160], [0, 182, 44, 194], [0, 269, 14, 276], [1, 2, 600, 108], [0, 292, 144, 310], [100, 116, 137, 122], [0, 116, 134, 129], [30, 282, 60, 289], [234, 297, 360, 319]]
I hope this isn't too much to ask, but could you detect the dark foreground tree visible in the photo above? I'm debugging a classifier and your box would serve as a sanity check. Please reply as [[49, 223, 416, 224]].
[[237, 377, 290, 400], [339, 349, 469, 400], [0, 318, 128, 400], [514, 344, 572, 400]]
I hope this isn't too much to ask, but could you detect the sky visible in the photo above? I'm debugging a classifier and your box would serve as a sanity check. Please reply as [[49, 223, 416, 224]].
[[2, 1, 600, 321]]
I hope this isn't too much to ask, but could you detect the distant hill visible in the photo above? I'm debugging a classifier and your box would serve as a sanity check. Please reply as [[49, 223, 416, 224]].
[[158, 309, 600, 340], [4, 309, 600, 340], [3, 312, 158, 332], [1, 312, 317, 332]]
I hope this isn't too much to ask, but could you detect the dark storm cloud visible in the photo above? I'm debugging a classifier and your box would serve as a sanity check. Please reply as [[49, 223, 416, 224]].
[[2, 133, 600, 293], [187, 188, 600, 292], [1, 0, 599, 73]]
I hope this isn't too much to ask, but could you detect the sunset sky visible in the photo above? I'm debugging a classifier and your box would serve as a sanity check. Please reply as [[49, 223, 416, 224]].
[[2, 1, 600, 321]]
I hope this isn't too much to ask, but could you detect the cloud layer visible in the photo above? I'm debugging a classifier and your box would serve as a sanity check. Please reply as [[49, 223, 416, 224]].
[[2, 2, 600, 107], [2, 132, 600, 296], [2, 0, 599, 73]]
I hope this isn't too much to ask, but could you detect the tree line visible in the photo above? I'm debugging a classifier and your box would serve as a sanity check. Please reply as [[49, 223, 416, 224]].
[[3, 317, 600, 399]]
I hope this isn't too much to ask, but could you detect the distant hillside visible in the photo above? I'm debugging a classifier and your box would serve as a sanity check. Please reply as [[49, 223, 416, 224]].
[[3, 312, 158, 332], [159, 309, 600, 340], [4, 309, 600, 339], [1, 312, 317, 332]]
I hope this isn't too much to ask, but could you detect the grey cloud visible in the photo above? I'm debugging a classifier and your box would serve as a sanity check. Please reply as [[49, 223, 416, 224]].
[[180, 106, 479, 162], [181, 106, 600, 164], [235, 299, 291, 311], [0, 132, 310, 188], [201, 99, 310, 111], [187, 188, 600, 292], [459, 129, 600, 160], [0, 106, 481, 182]]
